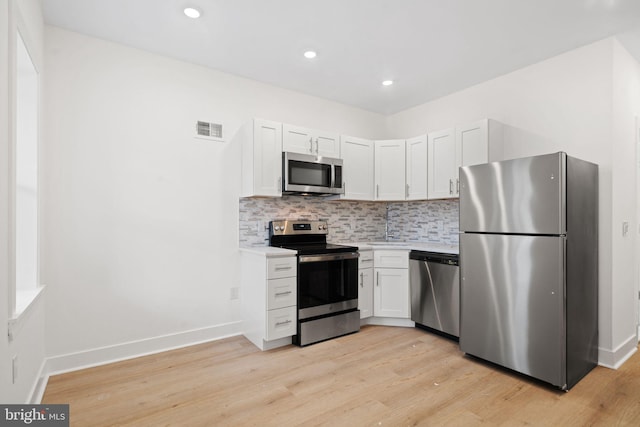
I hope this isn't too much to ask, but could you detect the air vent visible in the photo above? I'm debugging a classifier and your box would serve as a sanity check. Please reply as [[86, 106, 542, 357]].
[[195, 121, 224, 141]]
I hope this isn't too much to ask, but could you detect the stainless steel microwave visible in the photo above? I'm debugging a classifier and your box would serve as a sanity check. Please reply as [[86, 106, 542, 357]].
[[282, 152, 344, 196]]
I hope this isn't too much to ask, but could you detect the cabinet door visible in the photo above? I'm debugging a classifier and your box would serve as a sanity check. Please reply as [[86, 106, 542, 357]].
[[374, 268, 409, 318], [428, 128, 456, 199], [456, 119, 488, 169], [340, 135, 374, 200], [406, 135, 428, 200], [358, 268, 374, 319], [283, 124, 314, 155], [375, 140, 406, 201], [316, 132, 340, 157], [253, 119, 283, 197]]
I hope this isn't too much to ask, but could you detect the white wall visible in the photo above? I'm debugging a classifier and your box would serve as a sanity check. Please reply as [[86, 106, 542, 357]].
[[387, 37, 639, 367], [42, 26, 386, 368], [1, 0, 46, 404]]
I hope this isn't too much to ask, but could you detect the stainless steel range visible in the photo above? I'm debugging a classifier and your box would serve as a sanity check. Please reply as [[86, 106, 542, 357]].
[[269, 220, 360, 346]]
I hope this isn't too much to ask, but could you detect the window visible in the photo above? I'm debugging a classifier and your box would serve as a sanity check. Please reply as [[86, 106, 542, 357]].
[[13, 30, 41, 316]]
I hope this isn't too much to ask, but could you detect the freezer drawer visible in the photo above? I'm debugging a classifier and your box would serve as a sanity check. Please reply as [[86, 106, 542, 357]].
[[459, 152, 566, 235], [410, 252, 460, 337], [460, 233, 566, 387]]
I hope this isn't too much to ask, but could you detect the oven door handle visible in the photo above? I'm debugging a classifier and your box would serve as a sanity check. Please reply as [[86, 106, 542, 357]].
[[298, 252, 359, 263]]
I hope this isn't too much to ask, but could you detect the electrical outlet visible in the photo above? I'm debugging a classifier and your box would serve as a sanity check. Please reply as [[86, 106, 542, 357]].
[[12, 355, 18, 384], [230, 287, 240, 300]]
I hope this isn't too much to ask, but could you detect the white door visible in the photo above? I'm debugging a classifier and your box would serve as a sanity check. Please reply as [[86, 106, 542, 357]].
[[316, 132, 340, 157], [428, 128, 456, 199], [374, 268, 409, 318], [253, 119, 282, 197], [282, 124, 314, 155], [457, 119, 488, 169], [359, 268, 374, 319], [340, 135, 374, 200], [406, 135, 428, 200], [375, 140, 406, 201]]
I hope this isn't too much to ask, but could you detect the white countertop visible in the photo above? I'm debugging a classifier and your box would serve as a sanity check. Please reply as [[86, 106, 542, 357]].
[[347, 241, 459, 254], [239, 246, 297, 257], [241, 241, 459, 256]]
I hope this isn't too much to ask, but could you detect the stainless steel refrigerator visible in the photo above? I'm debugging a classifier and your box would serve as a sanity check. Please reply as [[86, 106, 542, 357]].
[[459, 152, 598, 390]]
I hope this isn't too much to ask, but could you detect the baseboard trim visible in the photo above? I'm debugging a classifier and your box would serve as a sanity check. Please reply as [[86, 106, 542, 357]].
[[598, 333, 638, 369], [361, 317, 415, 328], [28, 359, 48, 404], [43, 321, 243, 380]]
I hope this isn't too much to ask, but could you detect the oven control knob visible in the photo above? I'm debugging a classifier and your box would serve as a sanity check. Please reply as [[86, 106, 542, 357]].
[[318, 225, 322, 230], [274, 226, 281, 231], [322, 225, 327, 230]]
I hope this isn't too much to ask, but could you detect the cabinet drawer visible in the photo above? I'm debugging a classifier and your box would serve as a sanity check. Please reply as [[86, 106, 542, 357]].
[[374, 250, 409, 269], [267, 277, 297, 310], [359, 250, 374, 269], [266, 306, 297, 341], [267, 256, 297, 279]]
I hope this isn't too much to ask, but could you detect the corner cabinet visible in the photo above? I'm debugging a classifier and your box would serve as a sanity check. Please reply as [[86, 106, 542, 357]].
[[241, 249, 297, 351], [239, 119, 283, 197], [283, 124, 340, 158], [374, 140, 406, 201], [373, 250, 410, 318], [340, 135, 374, 200], [427, 128, 457, 199], [405, 135, 428, 200]]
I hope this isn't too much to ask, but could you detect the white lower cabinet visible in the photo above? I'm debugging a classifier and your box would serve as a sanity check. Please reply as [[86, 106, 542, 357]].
[[241, 250, 297, 350], [374, 268, 410, 318], [358, 249, 374, 319], [372, 250, 410, 319]]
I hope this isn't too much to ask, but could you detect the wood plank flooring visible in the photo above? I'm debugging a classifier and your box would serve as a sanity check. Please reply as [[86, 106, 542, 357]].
[[42, 325, 640, 426]]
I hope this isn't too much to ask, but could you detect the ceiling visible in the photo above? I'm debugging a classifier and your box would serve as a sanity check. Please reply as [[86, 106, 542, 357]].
[[42, 0, 640, 115]]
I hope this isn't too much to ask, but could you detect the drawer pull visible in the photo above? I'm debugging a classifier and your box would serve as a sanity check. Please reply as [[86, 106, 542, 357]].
[[274, 265, 292, 271], [275, 320, 292, 326], [275, 291, 292, 296]]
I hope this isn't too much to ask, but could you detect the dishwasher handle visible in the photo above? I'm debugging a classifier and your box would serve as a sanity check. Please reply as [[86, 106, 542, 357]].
[[409, 250, 459, 266]]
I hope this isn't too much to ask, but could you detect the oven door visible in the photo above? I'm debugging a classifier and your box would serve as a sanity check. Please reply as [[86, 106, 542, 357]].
[[297, 252, 359, 320]]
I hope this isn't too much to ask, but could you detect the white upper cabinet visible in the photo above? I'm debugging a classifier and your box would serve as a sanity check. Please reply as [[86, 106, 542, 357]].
[[239, 119, 282, 197], [374, 139, 406, 201], [456, 118, 504, 167], [282, 124, 340, 158], [427, 128, 457, 199], [340, 135, 374, 200], [405, 135, 428, 200], [429, 119, 504, 199]]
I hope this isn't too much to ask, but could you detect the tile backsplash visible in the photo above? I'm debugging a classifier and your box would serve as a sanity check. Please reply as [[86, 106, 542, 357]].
[[239, 196, 387, 246], [386, 199, 459, 245], [239, 196, 460, 246]]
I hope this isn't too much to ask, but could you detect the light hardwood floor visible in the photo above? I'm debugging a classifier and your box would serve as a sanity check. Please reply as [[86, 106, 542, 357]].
[[43, 325, 640, 426]]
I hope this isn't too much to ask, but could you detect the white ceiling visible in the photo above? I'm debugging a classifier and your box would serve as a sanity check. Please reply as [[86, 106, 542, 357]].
[[42, 0, 640, 115]]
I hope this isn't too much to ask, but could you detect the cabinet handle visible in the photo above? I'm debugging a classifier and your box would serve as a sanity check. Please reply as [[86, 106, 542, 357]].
[[406, 183, 409, 198], [275, 291, 292, 296], [275, 265, 292, 271], [309, 137, 313, 153], [275, 320, 292, 326], [376, 184, 379, 198], [456, 178, 460, 194], [376, 271, 379, 286], [449, 179, 453, 195], [360, 272, 364, 287], [277, 176, 282, 191], [315, 138, 319, 154]]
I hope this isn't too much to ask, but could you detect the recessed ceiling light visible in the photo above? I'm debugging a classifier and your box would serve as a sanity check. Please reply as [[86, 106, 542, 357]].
[[304, 51, 317, 59], [382, 80, 394, 86], [184, 7, 201, 19]]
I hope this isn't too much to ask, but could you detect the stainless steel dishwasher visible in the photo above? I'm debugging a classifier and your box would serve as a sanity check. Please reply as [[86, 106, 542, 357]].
[[409, 251, 460, 338]]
